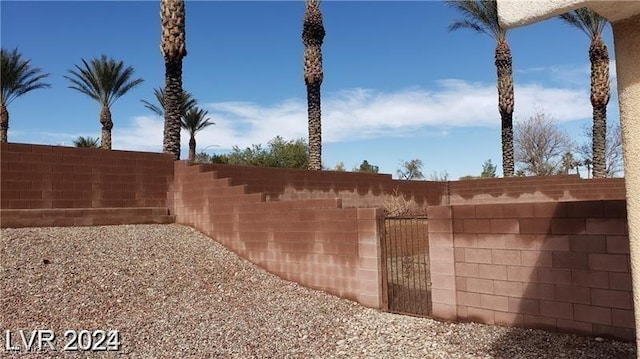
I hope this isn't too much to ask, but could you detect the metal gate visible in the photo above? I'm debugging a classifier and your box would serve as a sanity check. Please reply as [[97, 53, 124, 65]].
[[381, 217, 431, 317]]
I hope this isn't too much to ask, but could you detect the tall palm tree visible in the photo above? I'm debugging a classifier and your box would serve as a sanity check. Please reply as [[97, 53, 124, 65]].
[[0, 48, 51, 143], [447, 0, 515, 177], [302, 0, 325, 171], [559, 8, 609, 178], [73, 136, 100, 148], [161, 0, 187, 160], [141, 87, 196, 118], [181, 107, 214, 161], [65, 55, 144, 149]]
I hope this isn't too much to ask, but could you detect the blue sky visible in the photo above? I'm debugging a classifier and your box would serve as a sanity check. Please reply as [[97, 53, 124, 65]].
[[1, 1, 619, 179]]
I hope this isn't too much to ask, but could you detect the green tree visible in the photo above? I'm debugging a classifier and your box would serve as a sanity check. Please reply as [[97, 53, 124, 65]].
[[224, 136, 309, 169], [161, 0, 188, 160], [141, 87, 196, 118], [193, 151, 212, 163], [560, 151, 579, 175], [355, 160, 379, 174], [226, 144, 270, 166], [302, 0, 325, 170], [267, 136, 309, 168], [65, 55, 144, 149], [447, 0, 515, 177], [459, 175, 479, 180], [0, 48, 51, 143], [73, 136, 100, 148], [210, 153, 229, 164], [181, 107, 214, 162], [480, 159, 497, 178], [397, 159, 425, 180], [559, 8, 609, 178]]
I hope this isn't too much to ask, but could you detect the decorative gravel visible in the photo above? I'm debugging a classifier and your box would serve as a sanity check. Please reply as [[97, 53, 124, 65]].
[[0, 224, 635, 358]]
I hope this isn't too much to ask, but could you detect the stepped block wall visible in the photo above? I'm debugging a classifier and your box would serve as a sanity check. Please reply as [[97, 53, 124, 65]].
[[1, 145, 631, 338], [189, 164, 626, 210], [172, 162, 386, 307], [193, 164, 445, 211]]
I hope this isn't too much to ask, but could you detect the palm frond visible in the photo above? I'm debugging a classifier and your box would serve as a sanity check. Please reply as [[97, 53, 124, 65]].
[[141, 88, 165, 117], [449, 19, 487, 35], [446, 0, 505, 41], [65, 55, 143, 107], [141, 86, 196, 118], [181, 107, 214, 136], [0, 48, 51, 106], [73, 136, 100, 148], [559, 8, 607, 39]]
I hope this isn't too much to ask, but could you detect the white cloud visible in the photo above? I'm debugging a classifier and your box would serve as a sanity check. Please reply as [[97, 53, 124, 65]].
[[517, 59, 618, 88], [109, 78, 595, 153], [113, 116, 165, 152]]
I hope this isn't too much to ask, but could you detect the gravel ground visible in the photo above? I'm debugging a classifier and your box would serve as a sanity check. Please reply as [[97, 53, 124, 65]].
[[0, 224, 635, 358]]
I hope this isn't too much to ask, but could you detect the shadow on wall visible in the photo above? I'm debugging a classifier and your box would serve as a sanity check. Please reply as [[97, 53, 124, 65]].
[[483, 201, 636, 357], [448, 176, 626, 204], [192, 163, 449, 208]]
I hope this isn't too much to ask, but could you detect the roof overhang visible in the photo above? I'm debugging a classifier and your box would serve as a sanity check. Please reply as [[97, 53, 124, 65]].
[[497, 0, 640, 28]]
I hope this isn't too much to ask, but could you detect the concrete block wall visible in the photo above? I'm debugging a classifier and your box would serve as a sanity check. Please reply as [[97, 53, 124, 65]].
[[1, 147, 631, 338], [172, 162, 386, 308], [1, 143, 173, 209], [448, 176, 626, 205], [0, 143, 174, 227], [189, 164, 625, 210], [194, 163, 446, 210], [428, 200, 633, 341]]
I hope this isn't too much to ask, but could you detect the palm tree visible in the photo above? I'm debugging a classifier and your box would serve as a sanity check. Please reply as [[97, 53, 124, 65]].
[[161, 0, 187, 160], [302, 0, 325, 171], [73, 136, 100, 148], [141, 87, 196, 118], [181, 107, 214, 161], [0, 48, 51, 143], [447, 0, 515, 177], [559, 8, 609, 178], [65, 55, 144, 150]]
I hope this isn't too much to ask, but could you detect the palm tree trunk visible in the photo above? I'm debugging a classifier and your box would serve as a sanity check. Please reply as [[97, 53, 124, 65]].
[[100, 106, 112, 150], [495, 40, 515, 177], [0, 103, 8, 143], [163, 59, 183, 160], [303, 1, 325, 171], [161, 0, 187, 161], [589, 38, 610, 179], [189, 134, 196, 162], [307, 82, 322, 170]]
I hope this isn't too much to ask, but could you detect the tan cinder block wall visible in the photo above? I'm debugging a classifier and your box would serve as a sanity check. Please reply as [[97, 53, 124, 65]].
[[427, 205, 458, 320], [448, 176, 625, 205], [172, 161, 386, 308], [428, 200, 633, 341], [184, 164, 626, 209], [168, 162, 628, 312], [192, 163, 446, 210], [0, 143, 174, 209]]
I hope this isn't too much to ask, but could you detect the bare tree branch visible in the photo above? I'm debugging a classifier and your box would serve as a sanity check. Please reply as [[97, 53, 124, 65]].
[[515, 111, 573, 176], [577, 121, 623, 177]]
